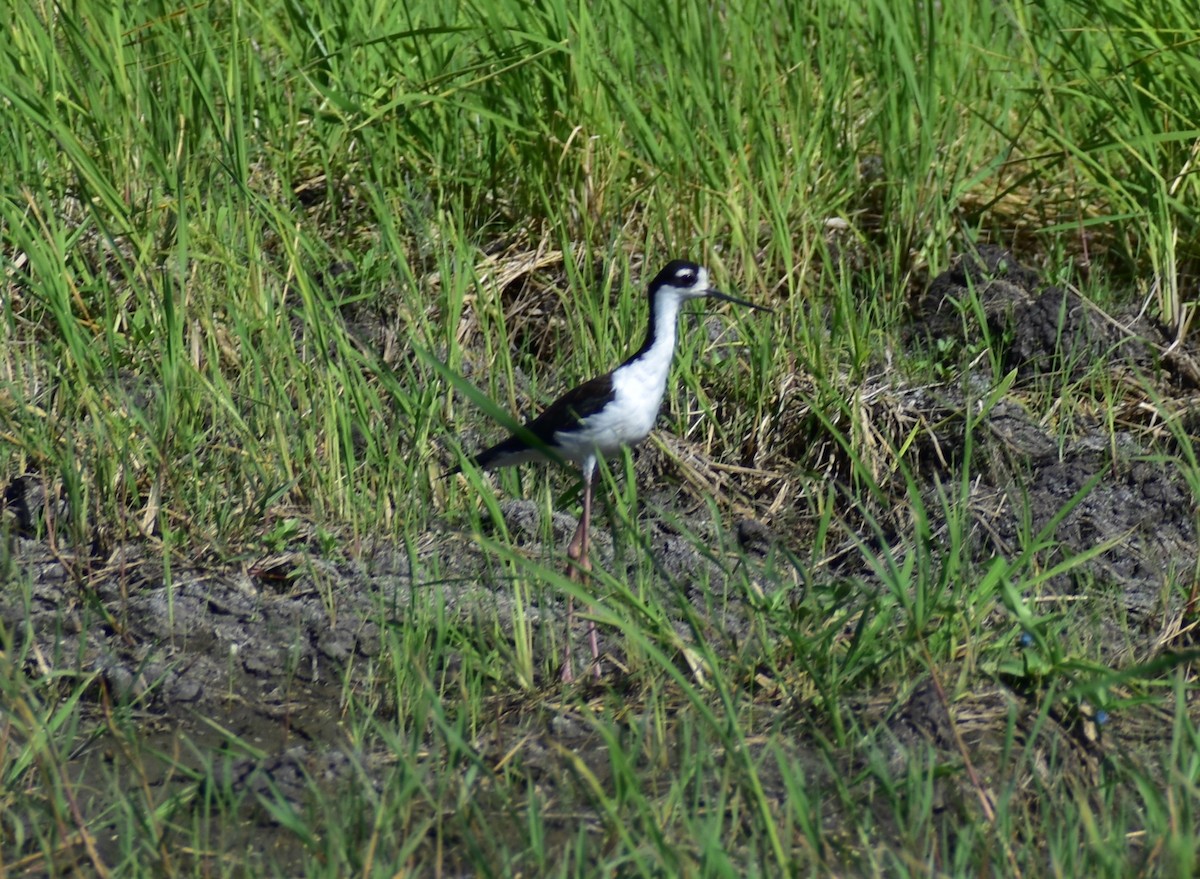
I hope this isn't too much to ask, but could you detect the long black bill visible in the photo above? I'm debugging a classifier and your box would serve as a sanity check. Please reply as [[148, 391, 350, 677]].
[[707, 288, 772, 312]]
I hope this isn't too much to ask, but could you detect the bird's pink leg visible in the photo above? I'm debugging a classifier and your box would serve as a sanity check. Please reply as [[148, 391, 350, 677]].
[[562, 463, 600, 681], [562, 507, 584, 683], [578, 469, 601, 679]]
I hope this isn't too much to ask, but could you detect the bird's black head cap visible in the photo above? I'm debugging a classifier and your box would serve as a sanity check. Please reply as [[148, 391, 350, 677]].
[[648, 259, 703, 295]]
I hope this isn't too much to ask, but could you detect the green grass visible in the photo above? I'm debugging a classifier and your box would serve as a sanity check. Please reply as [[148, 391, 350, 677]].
[[3, 0, 1200, 875]]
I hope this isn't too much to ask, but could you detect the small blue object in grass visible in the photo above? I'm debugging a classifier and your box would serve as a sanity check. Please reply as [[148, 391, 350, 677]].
[[1019, 632, 1034, 648], [1096, 710, 1110, 726]]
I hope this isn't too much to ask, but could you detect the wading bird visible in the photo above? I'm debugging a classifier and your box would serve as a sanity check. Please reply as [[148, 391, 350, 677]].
[[456, 260, 768, 681]]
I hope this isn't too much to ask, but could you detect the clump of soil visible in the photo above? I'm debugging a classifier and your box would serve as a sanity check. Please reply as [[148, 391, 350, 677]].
[[910, 245, 1199, 626]]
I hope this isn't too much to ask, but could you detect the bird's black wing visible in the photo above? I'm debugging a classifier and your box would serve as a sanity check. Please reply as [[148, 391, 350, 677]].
[[467, 372, 616, 471], [524, 373, 617, 436]]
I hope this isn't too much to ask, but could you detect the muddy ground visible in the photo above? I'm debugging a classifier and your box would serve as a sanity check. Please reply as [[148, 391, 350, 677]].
[[4, 247, 1200, 873]]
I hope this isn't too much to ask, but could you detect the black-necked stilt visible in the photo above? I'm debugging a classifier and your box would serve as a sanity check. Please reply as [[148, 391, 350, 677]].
[[456, 260, 768, 682]]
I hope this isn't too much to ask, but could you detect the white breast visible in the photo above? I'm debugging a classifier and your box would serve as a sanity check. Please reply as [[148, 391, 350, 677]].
[[551, 361, 670, 463], [550, 284, 684, 464]]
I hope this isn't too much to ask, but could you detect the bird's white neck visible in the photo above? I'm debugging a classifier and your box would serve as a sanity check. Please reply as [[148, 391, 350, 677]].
[[616, 289, 684, 394]]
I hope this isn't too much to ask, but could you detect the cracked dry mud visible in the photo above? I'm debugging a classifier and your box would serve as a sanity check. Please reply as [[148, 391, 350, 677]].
[[5, 247, 1200, 871]]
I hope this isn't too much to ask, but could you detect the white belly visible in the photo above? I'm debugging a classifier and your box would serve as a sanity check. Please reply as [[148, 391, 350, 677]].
[[552, 381, 665, 463], [549, 328, 675, 465]]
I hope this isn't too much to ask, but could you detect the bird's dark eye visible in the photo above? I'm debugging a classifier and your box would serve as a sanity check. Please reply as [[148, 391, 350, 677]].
[[675, 268, 697, 286]]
